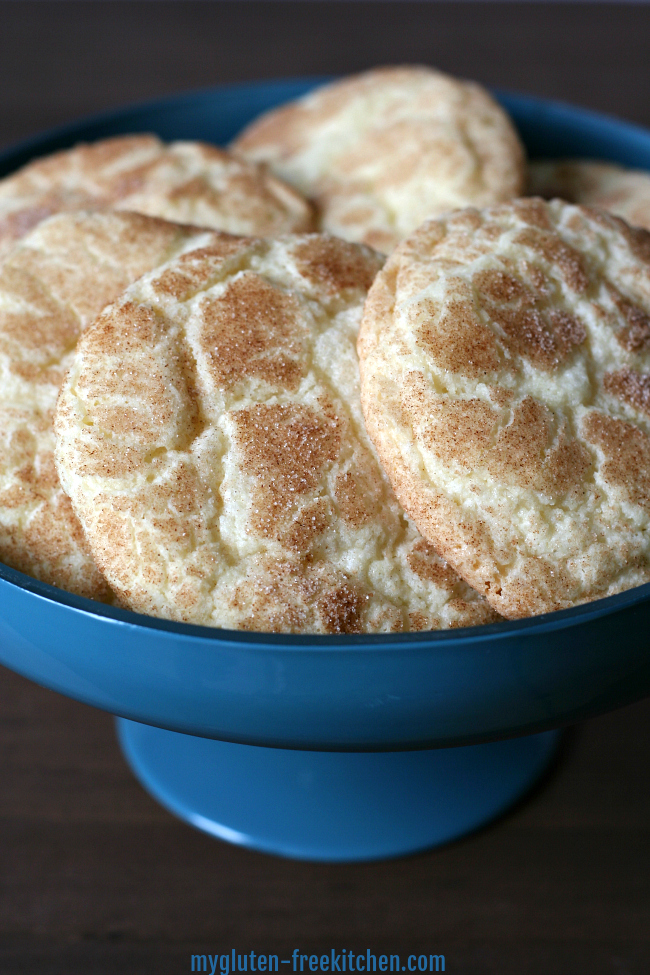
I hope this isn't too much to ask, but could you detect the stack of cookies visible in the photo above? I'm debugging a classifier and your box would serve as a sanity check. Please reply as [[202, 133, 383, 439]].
[[2, 65, 650, 633]]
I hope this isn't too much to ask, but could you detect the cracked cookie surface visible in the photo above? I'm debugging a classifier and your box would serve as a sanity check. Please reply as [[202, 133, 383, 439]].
[[55, 232, 499, 632], [529, 158, 650, 232], [358, 198, 650, 617], [0, 135, 314, 258], [0, 210, 214, 598], [232, 66, 525, 254]]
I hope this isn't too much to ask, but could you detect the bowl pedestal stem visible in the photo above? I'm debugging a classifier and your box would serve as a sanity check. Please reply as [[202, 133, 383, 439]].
[[117, 719, 561, 862]]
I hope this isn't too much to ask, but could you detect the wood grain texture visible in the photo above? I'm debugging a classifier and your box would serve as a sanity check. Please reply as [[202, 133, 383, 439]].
[[1, 3, 650, 150], [0, 663, 649, 974], [0, 4, 649, 973]]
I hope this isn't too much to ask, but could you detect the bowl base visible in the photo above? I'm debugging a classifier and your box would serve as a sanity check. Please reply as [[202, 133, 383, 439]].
[[116, 720, 562, 862]]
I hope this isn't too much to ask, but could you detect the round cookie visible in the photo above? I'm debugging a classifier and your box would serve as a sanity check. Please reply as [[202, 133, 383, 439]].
[[231, 66, 526, 253], [529, 158, 650, 231], [358, 198, 650, 618], [0, 210, 216, 599], [0, 134, 314, 259], [54, 232, 499, 633]]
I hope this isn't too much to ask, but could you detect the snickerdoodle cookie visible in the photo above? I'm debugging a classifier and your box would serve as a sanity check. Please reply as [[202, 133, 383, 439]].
[[231, 66, 526, 253], [54, 232, 499, 632], [0, 135, 313, 258], [358, 198, 650, 618], [529, 158, 650, 231], [0, 210, 214, 599]]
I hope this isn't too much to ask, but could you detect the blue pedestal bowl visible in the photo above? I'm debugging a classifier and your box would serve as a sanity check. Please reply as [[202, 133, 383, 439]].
[[1, 81, 650, 861]]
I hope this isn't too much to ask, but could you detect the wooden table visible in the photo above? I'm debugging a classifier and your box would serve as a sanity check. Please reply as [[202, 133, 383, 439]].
[[0, 5, 649, 973]]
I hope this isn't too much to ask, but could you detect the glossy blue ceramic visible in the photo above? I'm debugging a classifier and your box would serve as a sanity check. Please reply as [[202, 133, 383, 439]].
[[0, 81, 649, 859]]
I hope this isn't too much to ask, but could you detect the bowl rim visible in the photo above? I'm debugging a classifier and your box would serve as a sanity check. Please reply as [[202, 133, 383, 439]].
[[3, 76, 650, 174], [2, 77, 650, 649], [2, 557, 650, 648]]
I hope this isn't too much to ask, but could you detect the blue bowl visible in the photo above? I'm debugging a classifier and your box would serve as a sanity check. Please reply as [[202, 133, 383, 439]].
[[0, 81, 649, 755]]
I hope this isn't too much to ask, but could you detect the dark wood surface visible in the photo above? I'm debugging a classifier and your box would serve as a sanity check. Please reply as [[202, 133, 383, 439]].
[[0, 4, 649, 974]]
